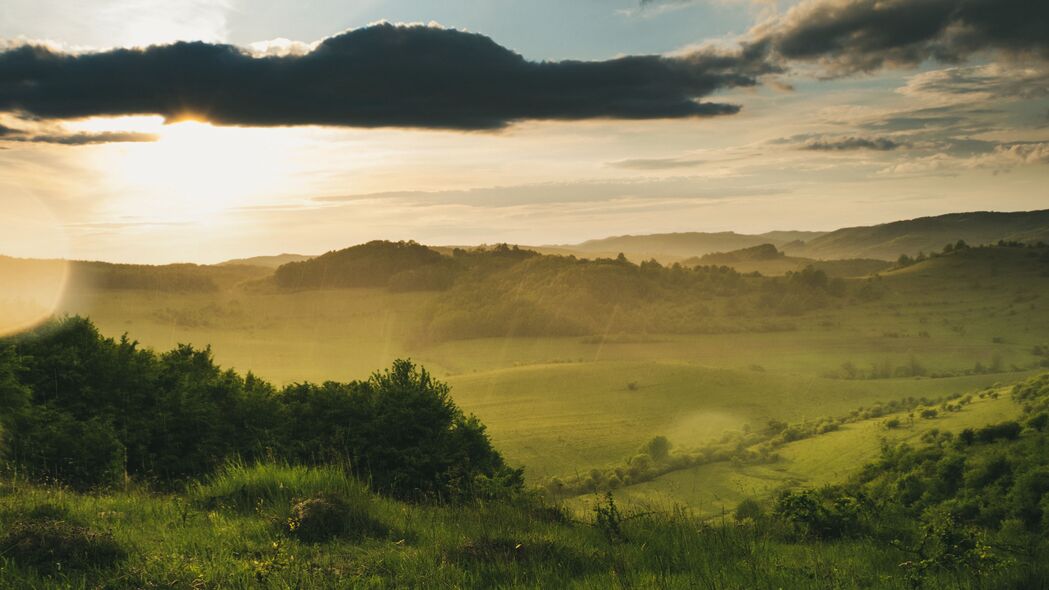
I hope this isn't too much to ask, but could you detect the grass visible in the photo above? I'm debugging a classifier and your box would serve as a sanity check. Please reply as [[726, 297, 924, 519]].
[[603, 386, 1023, 514], [2, 462, 1043, 589]]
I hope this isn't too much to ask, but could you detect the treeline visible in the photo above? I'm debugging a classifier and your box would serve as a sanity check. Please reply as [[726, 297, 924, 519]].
[[67, 261, 270, 292], [893, 239, 1049, 269], [422, 252, 854, 341], [0, 317, 520, 500], [267, 241, 865, 341]]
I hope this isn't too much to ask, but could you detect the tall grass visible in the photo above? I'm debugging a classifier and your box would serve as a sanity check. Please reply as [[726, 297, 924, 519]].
[[189, 459, 371, 514]]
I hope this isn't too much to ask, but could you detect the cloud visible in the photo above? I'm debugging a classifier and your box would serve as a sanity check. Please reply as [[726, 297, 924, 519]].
[[0, 23, 777, 131], [309, 177, 784, 209], [899, 64, 1049, 102], [607, 157, 706, 170], [878, 141, 1049, 175], [754, 0, 1049, 75], [800, 136, 902, 151], [0, 125, 157, 145]]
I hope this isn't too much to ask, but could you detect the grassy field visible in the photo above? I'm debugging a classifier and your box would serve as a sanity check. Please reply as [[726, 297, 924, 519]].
[[603, 386, 1022, 515], [50, 246, 1049, 508]]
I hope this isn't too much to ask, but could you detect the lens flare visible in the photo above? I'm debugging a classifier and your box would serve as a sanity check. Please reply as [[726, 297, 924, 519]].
[[0, 190, 70, 337]]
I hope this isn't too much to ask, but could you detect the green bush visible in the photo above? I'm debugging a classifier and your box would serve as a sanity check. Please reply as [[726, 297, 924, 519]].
[[1, 318, 521, 501]]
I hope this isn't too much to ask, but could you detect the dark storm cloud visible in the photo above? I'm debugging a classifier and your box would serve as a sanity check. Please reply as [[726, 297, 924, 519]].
[[801, 136, 902, 151], [755, 0, 1049, 75], [0, 23, 778, 131]]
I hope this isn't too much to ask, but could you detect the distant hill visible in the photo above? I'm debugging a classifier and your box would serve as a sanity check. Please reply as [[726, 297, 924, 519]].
[[786, 210, 1049, 261], [698, 243, 785, 264], [272, 240, 459, 291], [547, 231, 828, 263], [67, 261, 271, 292], [217, 253, 314, 268], [683, 244, 890, 277]]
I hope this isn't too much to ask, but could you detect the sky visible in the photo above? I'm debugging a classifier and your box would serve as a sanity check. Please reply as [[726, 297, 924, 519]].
[[0, 0, 1047, 263]]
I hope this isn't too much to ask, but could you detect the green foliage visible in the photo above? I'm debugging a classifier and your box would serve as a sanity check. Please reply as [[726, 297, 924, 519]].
[[772, 489, 871, 540], [898, 510, 1001, 588], [592, 492, 625, 543], [279, 360, 522, 500], [734, 497, 764, 522], [0, 318, 520, 501]]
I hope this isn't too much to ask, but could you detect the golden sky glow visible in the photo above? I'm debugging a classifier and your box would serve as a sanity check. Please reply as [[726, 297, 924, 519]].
[[1, 2, 1047, 264]]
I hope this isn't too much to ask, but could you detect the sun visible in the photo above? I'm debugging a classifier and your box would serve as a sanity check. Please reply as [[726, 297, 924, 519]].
[[73, 117, 303, 224]]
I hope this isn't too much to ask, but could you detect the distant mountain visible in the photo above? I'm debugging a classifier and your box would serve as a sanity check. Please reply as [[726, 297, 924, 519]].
[[548, 231, 828, 262], [217, 253, 314, 268], [787, 210, 1049, 261]]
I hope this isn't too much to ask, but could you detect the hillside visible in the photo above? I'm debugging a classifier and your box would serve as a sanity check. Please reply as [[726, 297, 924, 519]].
[[787, 209, 1049, 260], [682, 244, 890, 277], [2, 325, 1047, 589], [548, 230, 828, 262], [217, 253, 315, 268]]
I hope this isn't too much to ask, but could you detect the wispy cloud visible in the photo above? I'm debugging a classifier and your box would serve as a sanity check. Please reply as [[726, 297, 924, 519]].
[[607, 157, 706, 170]]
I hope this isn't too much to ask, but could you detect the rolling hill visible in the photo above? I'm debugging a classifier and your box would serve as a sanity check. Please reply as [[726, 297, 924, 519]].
[[540, 210, 1049, 264], [546, 230, 827, 263], [216, 253, 315, 268], [681, 244, 891, 277], [785, 209, 1049, 260]]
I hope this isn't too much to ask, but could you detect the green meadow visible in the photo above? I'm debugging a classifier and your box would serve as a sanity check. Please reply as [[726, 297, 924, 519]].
[[50, 244, 1049, 504], [2, 233, 1049, 587]]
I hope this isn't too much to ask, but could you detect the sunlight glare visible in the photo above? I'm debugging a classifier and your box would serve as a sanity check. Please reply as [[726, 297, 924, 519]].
[[0, 190, 70, 336], [92, 119, 301, 224]]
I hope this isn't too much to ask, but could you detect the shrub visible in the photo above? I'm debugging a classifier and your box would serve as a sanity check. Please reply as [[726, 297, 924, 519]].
[[976, 421, 1022, 443], [640, 436, 671, 462], [286, 494, 386, 543], [5, 409, 124, 491], [773, 489, 868, 540], [734, 498, 764, 522], [0, 506, 126, 573], [1027, 413, 1049, 432], [593, 492, 626, 543]]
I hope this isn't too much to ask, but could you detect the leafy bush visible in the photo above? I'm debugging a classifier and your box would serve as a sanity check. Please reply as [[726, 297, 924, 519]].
[[772, 489, 870, 540], [1, 318, 521, 501], [734, 497, 764, 522]]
